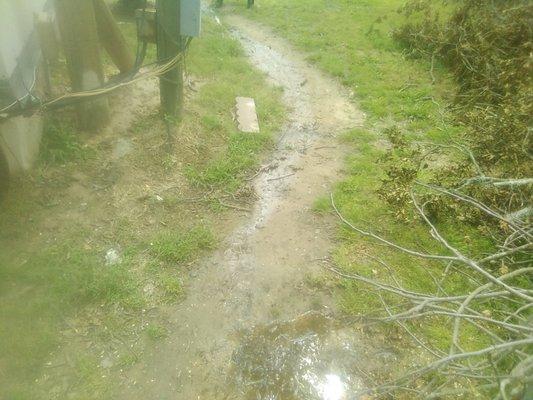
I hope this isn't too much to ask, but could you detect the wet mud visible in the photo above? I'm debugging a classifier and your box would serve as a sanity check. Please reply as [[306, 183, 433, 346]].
[[117, 14, 365, 400]]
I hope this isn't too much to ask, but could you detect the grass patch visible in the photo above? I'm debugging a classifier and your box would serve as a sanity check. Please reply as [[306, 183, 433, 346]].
[[185, 131, 271, 190], [152, 225, 217, 264], [227, 0, 455, 138], [182, 18, 285, 191], [158, 272, 185, 301], [145, 324, 168, 341], [311, 196, 330, 214], [0, 239, 141, 398], [67, 354, 114, 400]]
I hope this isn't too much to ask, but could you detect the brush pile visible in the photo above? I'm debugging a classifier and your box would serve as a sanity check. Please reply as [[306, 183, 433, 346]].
[[394, 0, 532, 178]]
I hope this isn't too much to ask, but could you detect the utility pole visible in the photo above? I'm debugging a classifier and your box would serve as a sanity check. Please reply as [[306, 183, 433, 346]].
[[55, 0, 109, 130], [156, 0, 183, 119]]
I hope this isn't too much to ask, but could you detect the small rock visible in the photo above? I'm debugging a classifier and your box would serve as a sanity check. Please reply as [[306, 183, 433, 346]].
[[143, 283, 155, 296], [100, 356, 113, 369], [105, 248, 121, 266]]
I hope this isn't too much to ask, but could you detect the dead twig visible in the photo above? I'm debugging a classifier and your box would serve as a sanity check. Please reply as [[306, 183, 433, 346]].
[[267, 172, 296, 182], [217, 200, 252, 213]]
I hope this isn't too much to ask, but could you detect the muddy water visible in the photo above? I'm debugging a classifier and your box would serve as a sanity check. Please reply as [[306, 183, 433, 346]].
[[231, 312, 363, 400], [118, 15, 364, 399]]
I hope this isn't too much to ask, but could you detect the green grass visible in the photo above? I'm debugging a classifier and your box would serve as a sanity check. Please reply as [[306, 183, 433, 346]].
[[224, 0, 495, 369], [145, 324, 168, 341], [227, 0, 455, 139], [311, 196, 330, 214], [0, 12, 284, 400], [158, 272, 185, 301], [185, 131, 272, 190], [183, 20, 285, 191], [0, 238, 142, 398], [152, 224, 217, 264]]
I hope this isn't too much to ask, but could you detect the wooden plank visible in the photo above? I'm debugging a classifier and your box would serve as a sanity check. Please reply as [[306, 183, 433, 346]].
[[93, 0, 135, 74], [55, 0, 109, 130], [235, 97, 260, 133]]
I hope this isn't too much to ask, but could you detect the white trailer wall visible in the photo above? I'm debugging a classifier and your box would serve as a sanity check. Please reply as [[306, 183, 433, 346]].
[[0, 0, 49, 173]]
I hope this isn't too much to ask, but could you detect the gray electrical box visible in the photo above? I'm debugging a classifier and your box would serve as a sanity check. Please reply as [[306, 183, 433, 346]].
[[180, 0, 201, 37]]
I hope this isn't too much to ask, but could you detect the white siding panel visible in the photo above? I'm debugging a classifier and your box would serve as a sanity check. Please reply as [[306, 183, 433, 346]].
[[0, 0, 48, 78]]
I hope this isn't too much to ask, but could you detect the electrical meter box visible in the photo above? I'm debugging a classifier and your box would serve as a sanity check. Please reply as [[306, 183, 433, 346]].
[[180, 0, 201, 37]]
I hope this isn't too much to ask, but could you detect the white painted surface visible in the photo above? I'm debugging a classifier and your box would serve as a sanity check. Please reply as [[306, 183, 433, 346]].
[[0, 0, 48, 173], [0, 115, 43, 172]]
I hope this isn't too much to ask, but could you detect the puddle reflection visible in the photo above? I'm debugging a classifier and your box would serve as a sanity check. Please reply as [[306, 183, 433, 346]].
[[230, 312, 361, 399], [311, 373, 346, 400]]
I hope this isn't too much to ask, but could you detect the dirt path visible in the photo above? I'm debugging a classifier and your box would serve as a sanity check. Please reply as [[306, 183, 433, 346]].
[[118, 14, 365, 399]]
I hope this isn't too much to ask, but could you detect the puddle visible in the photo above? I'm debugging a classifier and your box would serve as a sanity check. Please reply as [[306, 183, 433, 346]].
[[231, 312, 362, 400]]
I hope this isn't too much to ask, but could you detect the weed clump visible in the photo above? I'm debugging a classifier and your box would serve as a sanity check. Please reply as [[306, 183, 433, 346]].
[[152, 225, 216, 264], [40, 118, 90, 164]]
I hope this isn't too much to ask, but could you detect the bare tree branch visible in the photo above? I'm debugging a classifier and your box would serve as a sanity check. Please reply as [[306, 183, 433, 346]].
[[328, 167, 532, 398]]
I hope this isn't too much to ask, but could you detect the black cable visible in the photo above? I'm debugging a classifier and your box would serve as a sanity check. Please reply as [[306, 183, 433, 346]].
[[130, 0, 149, 77]]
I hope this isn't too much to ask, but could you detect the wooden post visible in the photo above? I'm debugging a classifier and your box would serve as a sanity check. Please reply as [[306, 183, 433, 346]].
[[55, 0, 109, 130], [135, 9, 157, 44], [156, 0, 183, 119], [93, 0, 135, 74]]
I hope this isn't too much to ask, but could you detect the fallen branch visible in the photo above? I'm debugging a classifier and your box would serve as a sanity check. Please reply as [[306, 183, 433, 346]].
[[328, 183, 532, 398]]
